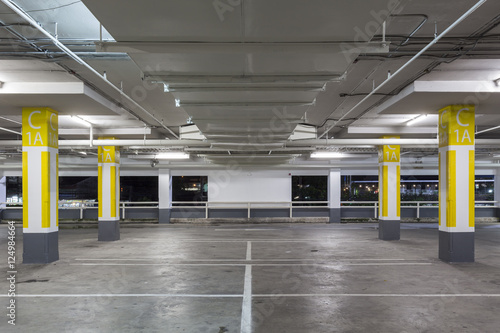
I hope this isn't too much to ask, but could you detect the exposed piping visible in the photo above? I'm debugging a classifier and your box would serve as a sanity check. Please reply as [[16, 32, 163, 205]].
[[318, 0, 487, 139], [0, 127, 21, 135], [0, 0, 179, 139], [0, 138, 500, 148]]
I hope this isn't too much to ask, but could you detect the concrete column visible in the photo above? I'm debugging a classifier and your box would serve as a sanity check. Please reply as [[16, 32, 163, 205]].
[[0, 176, 6, 219], [98, 138, 120, 241], [494, 170, 500, 220], [328, 169, 341, 223], [378, 136, 400, 240], [438, 105, 475, 262], [158, 169, 172, 223], [22, 107, 59, 263]]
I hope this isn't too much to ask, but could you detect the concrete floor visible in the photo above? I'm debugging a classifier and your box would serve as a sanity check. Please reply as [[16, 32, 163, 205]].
[[1, 223, 500, 333]]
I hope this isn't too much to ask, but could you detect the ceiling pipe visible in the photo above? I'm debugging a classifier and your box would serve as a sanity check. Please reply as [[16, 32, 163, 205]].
[[0, 0, 179, 139], [1, 138, 500, 148], [0, 127, 21, 135], [318, 0, 487, 139]]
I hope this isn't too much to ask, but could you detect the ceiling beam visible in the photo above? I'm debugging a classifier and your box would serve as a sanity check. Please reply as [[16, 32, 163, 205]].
[[347, 126, 438, 135], [59, 128, 152, 135], [96, 42, 390, 54], [145, 74, 344, 84]]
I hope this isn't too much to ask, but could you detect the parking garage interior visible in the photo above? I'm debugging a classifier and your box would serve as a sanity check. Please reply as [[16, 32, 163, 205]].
[[1, 0, 500, 332]]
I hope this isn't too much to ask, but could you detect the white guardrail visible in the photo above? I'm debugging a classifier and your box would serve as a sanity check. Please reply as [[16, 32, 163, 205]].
[[1, 201, 498, 219]]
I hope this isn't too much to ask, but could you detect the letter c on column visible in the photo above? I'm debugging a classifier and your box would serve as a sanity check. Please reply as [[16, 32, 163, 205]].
[[49, 113, 57, 131], [440, 110, 448, 129], [28, 111, 41, 129], [456, 108, 470, 127]]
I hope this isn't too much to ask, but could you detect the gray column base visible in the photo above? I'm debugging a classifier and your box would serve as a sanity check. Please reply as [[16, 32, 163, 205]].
[[98, 220, 120, 241], [439, 231, 474, 263], [329, 208, 341, 223], [378, 220, 400, 241], [23, 232, 59, 264], [159, 208, 171, 224]]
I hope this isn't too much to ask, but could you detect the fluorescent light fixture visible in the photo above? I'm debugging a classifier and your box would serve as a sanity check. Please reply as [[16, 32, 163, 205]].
[[311, 152, 344, 159], [156, 152, 189, 159], [71, 115, 92, 127], [406, 114, 427, 126]]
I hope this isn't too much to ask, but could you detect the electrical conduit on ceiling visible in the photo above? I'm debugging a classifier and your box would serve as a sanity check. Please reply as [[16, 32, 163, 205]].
[[318, 0, 488, 139], [0, 0, 179, 139]]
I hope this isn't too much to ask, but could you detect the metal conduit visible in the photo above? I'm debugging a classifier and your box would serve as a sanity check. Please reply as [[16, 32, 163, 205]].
[[319, 0, 488, 139], [0, 0, 179, 139]]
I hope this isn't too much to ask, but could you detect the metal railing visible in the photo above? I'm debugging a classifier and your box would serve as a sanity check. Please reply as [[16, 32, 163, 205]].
[[2, 200, 497, 220], [340, 201, 498, 219], [1, 201, 159, 220], [172, 201, 329, 219]]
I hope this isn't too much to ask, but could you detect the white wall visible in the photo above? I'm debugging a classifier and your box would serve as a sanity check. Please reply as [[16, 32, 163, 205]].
[[208, 170, 292, 203]]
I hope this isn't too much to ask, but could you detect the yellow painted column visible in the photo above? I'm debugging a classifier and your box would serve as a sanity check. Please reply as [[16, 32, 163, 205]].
[[438, 105, 475, 262], [22, 107, 59, 263], [378, 136, 400, 240], [98, 137, 121, 241]]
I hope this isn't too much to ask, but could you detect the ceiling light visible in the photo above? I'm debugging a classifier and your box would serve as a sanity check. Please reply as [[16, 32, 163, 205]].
[[156, 152, 189, 159], [310, 152, 344, 158], [406, 114, 427, 126]]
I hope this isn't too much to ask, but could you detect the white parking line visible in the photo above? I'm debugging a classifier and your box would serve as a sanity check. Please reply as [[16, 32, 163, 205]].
[[70, 262, 432, 267], [3, 293, 498, 298], [241, 241, 252, 333]]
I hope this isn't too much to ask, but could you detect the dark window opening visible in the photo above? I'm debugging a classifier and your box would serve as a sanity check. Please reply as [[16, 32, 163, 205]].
[[172, 176, 208, 202], [292, 176, 327, 205]]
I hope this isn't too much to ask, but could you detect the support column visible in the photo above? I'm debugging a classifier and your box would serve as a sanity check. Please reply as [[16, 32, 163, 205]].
[[438, 105, 475, 262], [494, 170, 500, 220], [328, 169, 341, 223], [378, 136, 400, 240], [98, 138, 120, 241], [158, 169, 172, 223], [22, 107, 59, 263]]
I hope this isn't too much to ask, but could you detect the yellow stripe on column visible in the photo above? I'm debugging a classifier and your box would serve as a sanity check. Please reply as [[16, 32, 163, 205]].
[[438, 152, 441, 227], [41, 151, 50, 228], [382, 165, 388, 217], [98, 165, 102, 218], [117, 167, 121, 218], [469, 150, 475, 228], [56, 153, 59, 227], [22, 152, 28, 228], [378, 167, 381, 217], [446, 150, 457, 228], [110, 166, 116, 218], [397, 165, 401, 217]]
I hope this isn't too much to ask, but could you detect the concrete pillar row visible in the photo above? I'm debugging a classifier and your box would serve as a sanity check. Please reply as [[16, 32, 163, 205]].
[[438, 105, 475, 262], [158, 169, 172, 223], [22, 107, 59, 263], [378, 136, 401, 240], [98, 138, 120, 241]]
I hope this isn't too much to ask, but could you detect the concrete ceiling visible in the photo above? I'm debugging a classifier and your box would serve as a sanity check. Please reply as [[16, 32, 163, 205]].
[[0, 0, 499, 168]]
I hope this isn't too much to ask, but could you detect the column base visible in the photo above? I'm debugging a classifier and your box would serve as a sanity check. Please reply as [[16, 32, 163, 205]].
[[98, 220, 120, 241], [378, 220, 400, 241], [439, 231, 474, 263], [329, 208, 341, 224], [23, 232, 59, 264], [159, 208, 171, 224]]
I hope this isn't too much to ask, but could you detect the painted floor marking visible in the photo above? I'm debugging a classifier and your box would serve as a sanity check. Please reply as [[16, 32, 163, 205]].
[[241, 241, 252, 333]]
